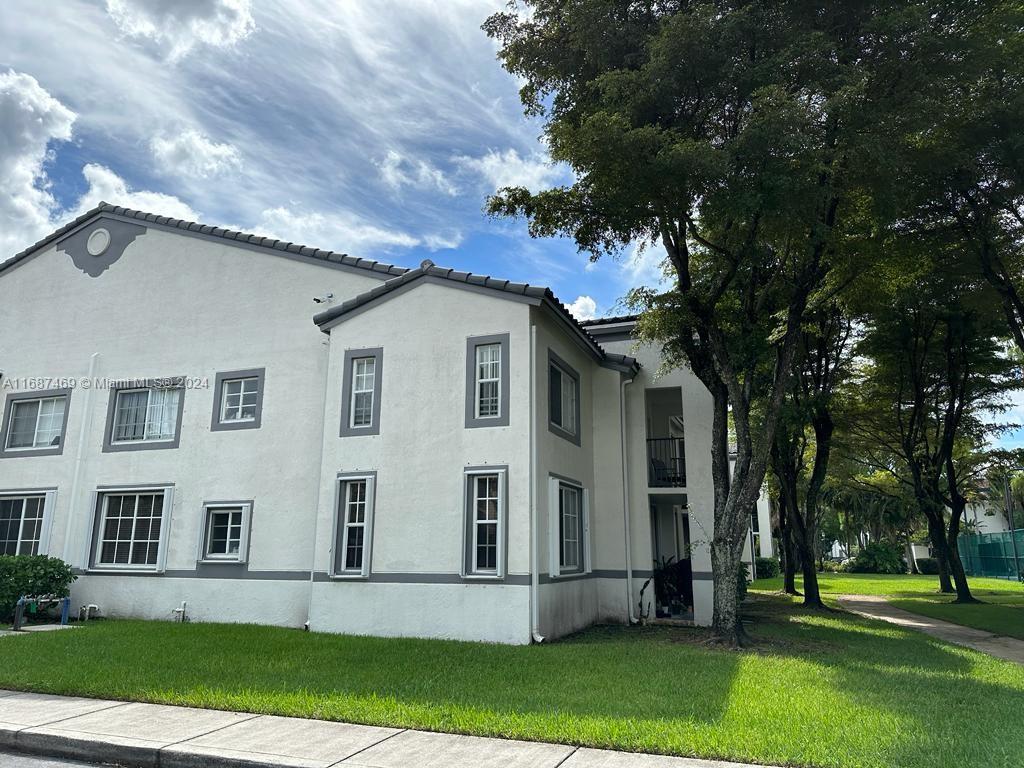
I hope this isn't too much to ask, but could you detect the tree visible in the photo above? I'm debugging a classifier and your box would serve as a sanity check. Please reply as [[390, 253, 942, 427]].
[[771, 309, 853, 607], [483, 0, 930, 645], [847, 263, 1016, 601]]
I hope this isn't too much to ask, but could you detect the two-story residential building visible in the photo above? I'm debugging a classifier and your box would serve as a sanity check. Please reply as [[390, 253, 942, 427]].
[[0, 203, 722, 643]]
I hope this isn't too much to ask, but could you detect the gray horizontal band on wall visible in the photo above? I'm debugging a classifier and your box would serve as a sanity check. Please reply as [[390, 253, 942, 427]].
[[313, 572, 532, 586], [77, 569, 533, 585], [539, 569, 655, 584]]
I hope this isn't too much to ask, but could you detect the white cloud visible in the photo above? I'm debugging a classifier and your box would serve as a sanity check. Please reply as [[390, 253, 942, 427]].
[[256, 206, 460, 255], [455, 148, 567, 193], [567, 295, 598, 322], [0, 70, 76, 258], [67, 163, 200, 221], [151, 130, 241, 178], [105, 0, 256, 60], [377, 150, 456, 196], [621, 240, 669, 288]]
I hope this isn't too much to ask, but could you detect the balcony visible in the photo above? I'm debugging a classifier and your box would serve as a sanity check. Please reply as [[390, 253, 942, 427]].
[[647, 437, 686, 488]]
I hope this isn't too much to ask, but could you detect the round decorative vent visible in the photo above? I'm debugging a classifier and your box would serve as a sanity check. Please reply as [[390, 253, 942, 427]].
[[86, 228, 111, 256]]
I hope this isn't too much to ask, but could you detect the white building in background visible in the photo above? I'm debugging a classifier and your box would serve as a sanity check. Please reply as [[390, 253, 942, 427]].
[[0, 203, 727, 644]]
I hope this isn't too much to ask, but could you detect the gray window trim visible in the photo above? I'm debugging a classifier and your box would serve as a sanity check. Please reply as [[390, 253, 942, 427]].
[[330, 471, 377, 578], [461, 465, 509, 580], [556, 477, 586, 576], [102, 377, 186, 453], [465, 334, 510, 429], [340, 348, 383, 437], [0, 388, 72, 458], [210, 368, 266, 432], [547, 350, 581, 446], [198, 500, 254, 564]]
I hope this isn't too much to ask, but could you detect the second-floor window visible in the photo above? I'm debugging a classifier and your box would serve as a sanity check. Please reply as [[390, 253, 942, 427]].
[[112, 387, 181, 443], [465, 334, 509, 429], [340, 348, 383, 437], [548, 352, 580, 443], [350, 358, 376, 428], [475, 344, 501, 418], [7, 396, 66, 450], [212, 369, 265, 432]]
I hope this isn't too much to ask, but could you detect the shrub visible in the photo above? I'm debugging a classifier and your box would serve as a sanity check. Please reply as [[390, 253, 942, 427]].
[[819, 560, 843, 573], [754, 556, 780, 578], [844, 542, 907, 574], [0, 555, 76, 622], [916, 557, 940, 575]]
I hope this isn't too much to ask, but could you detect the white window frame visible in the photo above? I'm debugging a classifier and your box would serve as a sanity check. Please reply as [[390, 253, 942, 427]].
[[199, 502, 252, 563], [110, 386, 182, 444], [349, 358, 376, 429], [90, 486, 173, 572], [332, 474, 375, 578], [463, 467, 507, 578], [0, 491, 56, 556], [219, 379, 259, 424], [5, 397, 67, 451], [475, 344, 502, 420], [548, 476, 591, 578]]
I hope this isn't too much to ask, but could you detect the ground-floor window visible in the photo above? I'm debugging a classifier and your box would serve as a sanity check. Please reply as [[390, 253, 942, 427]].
[[464, 467, 507, 577], [549, 476, 589, 577], [0, 495, 45, 555], [93, 489, 170, 570], [334, 474, 375, 577], [201, 502, 252, 562]]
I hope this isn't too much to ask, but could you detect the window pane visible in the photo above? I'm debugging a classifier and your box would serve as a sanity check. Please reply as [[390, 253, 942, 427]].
[[549, 366, 562, 426], [113, 390, 149, 441], [0, 498, 24, 555], [475, 344, 501, 419], [350, 359, 375, 428], [222, 378, 259, 422], [35, 397, 66, 447], [340, 480, 369, 572], [7, 400, 40, 448], [560, 485, 580, 570]]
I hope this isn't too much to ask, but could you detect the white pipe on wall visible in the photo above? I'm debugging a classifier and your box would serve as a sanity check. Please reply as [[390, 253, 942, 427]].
[[63, 352, 99, 564], [529, 322, 544, 644], [305, 336, 334, 630], [620, 374, 638, 624]]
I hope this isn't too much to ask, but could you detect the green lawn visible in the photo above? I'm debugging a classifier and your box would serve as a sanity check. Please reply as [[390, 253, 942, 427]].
[[2, 596, 1023, 768], [889, 594, 1024, 640], [750, 572, 1022, 597]]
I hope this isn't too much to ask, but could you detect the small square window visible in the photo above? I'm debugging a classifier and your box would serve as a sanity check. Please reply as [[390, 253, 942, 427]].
[[0, 389, 72, 458], [212, 369, 265, 431], [201, 503, 251, 562]]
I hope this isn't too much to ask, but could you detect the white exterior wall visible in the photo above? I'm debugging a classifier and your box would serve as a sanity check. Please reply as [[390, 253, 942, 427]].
[[0, 220, 383, 626], [308, 282, 533, 644]]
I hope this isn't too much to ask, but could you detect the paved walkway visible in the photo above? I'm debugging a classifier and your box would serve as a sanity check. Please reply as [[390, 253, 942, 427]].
[[0, 690, 778, 768], [838, 594, 1024, 664]]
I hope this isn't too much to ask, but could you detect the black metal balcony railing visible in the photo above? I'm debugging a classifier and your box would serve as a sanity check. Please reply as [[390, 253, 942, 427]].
[[647, 437, 686, 487]]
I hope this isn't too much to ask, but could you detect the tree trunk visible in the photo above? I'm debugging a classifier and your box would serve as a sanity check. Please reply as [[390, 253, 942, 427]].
[[796, 537, 823, 608], [946, 537, 977, 603], [927, 516, 955, 593], [781, 525, 800, 595], [711, 536, 744, 646]]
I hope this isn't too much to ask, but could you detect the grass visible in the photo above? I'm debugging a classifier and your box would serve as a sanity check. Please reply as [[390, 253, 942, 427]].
[[889, 594, 1024, 640], [2, 595, 1024, 768], [749, 571, 1023, 597]]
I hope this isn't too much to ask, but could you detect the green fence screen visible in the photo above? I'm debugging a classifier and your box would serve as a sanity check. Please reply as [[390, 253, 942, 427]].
[[959, 529, 1024, 580]]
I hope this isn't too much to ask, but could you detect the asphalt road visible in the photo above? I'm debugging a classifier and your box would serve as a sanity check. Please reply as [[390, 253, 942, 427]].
[[0, 753, 103, 767]]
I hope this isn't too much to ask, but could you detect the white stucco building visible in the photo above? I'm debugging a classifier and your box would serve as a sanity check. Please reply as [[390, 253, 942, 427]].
[[0, 203, 723, 644]]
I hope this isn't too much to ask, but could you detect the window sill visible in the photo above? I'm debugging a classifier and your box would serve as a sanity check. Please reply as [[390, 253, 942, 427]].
[[462, 574, 504, 581], [197, 558, 246, 565], [328, 572, 369, 580], [103, 439, 180, 453], [0, 447, 65, 458], [547, 422, 581, 446], [87, 568, 162, 575]]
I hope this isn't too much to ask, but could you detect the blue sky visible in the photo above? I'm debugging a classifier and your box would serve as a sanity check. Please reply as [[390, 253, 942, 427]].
[[0, 0, 666, 322]]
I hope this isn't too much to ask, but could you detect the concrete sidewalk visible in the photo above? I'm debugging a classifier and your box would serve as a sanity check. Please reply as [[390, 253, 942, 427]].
[[838, 594, 1024, 665], [0, 690, 777, 768]]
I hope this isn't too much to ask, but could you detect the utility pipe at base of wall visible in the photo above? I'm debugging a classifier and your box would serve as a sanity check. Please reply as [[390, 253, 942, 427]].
[[63, 352, 99, 565], [620, 374, 638, 625], [529, 323, 544, 644]]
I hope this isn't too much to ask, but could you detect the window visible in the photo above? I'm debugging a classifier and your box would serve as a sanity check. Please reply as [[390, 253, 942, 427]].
[[92, 490, 171, 570], [333, 474, 375, 577], [350, 359, 375, 427], [548, 477, 589, 578], [0, 389, 71, 458], [200, 502, 252, 562], [211, 369, 265, 431], [0, 495, 45, 555], [463, 467, 507, 577], [104, 380, 184, 452], [559, 484, 582, 572], [465, 334, 509, 428], [340, 349, 383, 436], [548, 352, 580, 444]]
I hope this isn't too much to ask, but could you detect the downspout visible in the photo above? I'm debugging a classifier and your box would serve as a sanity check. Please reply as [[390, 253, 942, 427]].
[[305, 334, 334, 630], [620, 374, 638, 624], [529, 322, 544, 643], [63, 353, 99, 564]]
